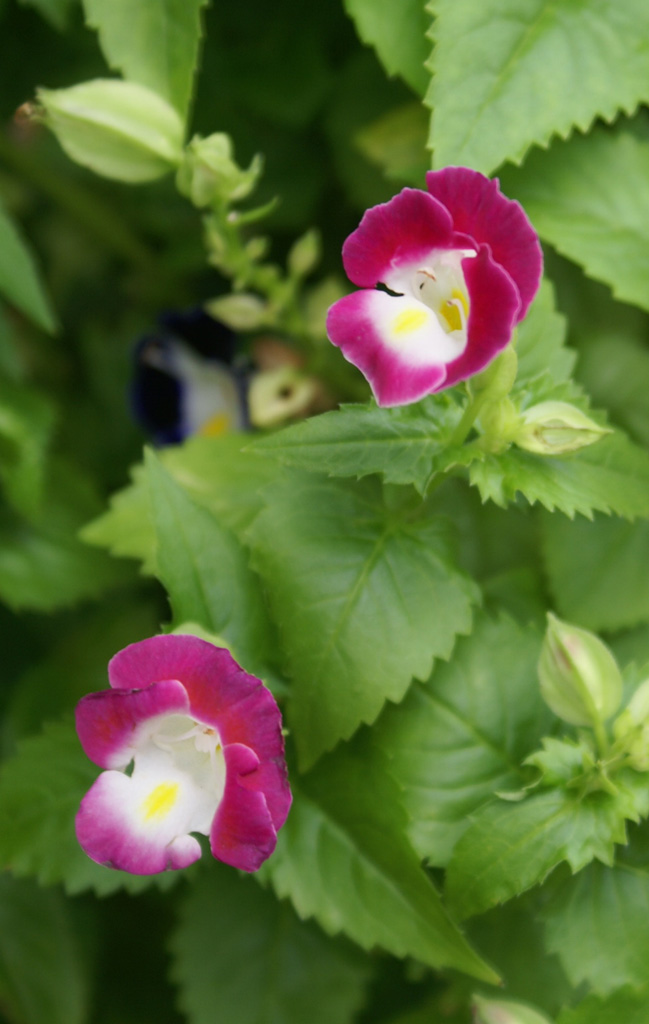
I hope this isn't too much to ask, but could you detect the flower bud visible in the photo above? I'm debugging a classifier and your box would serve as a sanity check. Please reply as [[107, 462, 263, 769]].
[[472, 994, 553, 1024], [204, 293, 269, 331], [613, 678, 649, 770], [176, 133, 262, 207], [287, 229, 321, 278], [515, 401, 610, 455], [538, 613, 622, 727], [34, 79, 184, 182]]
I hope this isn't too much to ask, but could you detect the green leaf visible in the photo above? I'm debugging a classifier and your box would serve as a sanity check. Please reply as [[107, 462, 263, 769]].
[[171, 865, 371, 1024], [343, 0, 430, 95], [541, 513, 649, 632], [144, 450, 276, 680], [247, 475, 478, 769], [446, 787, 634, 920], [515, 280, 575, 387], [17, 0, 78, 29], [575, 332, 649, 450], [0, 875, 90, 1024], [81, 0, 209, 117], [0, 377, 55, 517], [428, 0, 649, 174], [82, 434, 275, 574], [248, 394, 466, 493], [557, 989, 649, 1024], [0, 460, 126, 613], [259, 738, 498, 983], [501, 130, 649, 313], [374, 615, 553, 866], [468, 897, 573, 1014], [541, 862, 649, 995], [469, 429, 649, 519], [0, 720, 176, 896], [355, 102, 429, 185], [0, 197, 56, 333], [3, 596, 161, 753]]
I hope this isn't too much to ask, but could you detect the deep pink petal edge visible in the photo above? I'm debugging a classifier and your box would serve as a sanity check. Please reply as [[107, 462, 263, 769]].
[[426, 167, 543, 320], [327, 290, 447, 407], [210, 742, 279, 871], [108, 634, 291, 831], [342, 188, 455, 289], [444, 246, 520, 388], [76, 678, 190, 769]]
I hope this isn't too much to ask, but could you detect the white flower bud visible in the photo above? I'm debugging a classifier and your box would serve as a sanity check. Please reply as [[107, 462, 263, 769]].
[[515, 401, 610, 455], [472, 994, 553, 1024], [538, 613, 622, 727], [35, 79, 184, 182]]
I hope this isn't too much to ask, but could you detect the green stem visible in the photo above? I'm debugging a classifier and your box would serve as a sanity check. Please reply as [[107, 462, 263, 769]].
[[449, 388, 491, 447], [592, 716, 610, 759]]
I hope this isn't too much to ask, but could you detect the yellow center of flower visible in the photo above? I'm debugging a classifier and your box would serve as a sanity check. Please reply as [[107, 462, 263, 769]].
[[438, 289, 469, 333], [392, 307, 429, 337], [142, 782, 179, 821], [198, 412, 231, 438]]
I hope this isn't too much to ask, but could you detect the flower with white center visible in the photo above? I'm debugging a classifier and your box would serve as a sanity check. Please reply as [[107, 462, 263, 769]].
[[75, 634, 291, 875], [326, 167, 543, 407]]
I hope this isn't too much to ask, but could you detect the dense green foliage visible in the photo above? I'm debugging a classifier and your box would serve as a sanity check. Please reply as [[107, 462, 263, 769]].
[[1, 1, 649, 1022]]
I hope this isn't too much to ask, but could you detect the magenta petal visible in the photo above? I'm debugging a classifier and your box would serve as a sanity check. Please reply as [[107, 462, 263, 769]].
[[108, 635, 291, 831], [210, 743, 277, 871], [327, 290, 448, 407], [342, 188, 455, 289], [426, 167, 542, 320], [76, 679, 190, 769], [75, 772, 202, 874], [443, 246, 520, 388]]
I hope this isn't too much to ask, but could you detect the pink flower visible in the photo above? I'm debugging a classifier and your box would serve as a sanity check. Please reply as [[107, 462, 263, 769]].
[[326, 167, 543, 407], [75, 635, 291, 875]]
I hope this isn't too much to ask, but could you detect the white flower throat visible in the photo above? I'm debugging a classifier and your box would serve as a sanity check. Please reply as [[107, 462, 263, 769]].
[[381, 248, 475, 350], [131, 713, 227, 833]]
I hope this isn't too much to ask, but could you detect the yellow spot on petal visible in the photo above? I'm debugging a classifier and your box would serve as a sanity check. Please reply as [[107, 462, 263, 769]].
[[141, 782, 179, 822], [392, 307, 429, 337], [198, 412, 230, 438], [439, 289, 469, 333]]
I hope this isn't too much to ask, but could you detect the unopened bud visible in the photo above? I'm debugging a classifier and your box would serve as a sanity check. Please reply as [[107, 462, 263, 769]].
[[613, 678, 649, 770], [515, 401, 610, 456], [35, 79, 184, 182], [287, 229, 321, 278], [177, 133, 262, 207], [204, 293, 268, 331], [472, 994, 553, 1024], [538, 613, 622, 727]]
